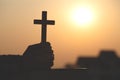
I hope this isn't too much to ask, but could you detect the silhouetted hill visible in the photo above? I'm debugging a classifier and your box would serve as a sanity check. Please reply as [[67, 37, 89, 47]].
[[0, 55, 22, 72], [0, 50, 120, 80], [76, 50, 120, 70]]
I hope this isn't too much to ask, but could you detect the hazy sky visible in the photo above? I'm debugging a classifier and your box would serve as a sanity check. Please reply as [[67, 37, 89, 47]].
[[0, 0, 120, 68]]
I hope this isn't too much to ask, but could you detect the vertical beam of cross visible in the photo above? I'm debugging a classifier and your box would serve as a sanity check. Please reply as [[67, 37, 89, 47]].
[[34, 11, 55, 43]]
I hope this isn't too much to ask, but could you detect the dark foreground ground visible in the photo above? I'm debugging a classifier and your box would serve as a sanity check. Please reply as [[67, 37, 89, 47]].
[[1, 69, 120, 80]]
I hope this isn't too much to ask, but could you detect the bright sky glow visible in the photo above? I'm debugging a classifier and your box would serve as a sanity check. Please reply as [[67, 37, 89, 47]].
[[0, 0, 120, 68], [70, 6, 94, 26]]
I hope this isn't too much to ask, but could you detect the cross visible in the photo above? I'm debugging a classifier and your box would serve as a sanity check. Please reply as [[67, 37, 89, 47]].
[[34, 11, 55, 43]]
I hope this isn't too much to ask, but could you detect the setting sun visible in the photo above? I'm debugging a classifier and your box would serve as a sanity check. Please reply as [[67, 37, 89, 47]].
[[70, 6, 94, 26]]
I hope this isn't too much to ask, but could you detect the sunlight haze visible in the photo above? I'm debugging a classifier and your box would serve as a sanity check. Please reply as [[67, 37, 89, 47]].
[[0, 0, 120, 68]]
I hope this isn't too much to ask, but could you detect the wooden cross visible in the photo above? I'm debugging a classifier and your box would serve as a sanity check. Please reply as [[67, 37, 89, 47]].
[[34, 11, 55, 43]]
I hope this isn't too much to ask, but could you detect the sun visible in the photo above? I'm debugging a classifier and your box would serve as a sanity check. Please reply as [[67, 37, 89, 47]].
[[71, 6, 94, 26]]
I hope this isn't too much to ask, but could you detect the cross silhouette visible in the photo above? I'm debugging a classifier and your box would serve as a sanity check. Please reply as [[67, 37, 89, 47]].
[[34, 11, 55, 43]]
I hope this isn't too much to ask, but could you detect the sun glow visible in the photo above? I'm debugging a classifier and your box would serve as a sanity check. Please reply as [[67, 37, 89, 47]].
[[70, 6, 94, 26]]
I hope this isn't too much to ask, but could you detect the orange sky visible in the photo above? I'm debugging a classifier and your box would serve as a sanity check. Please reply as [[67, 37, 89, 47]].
[[0, 0, 120, 68]]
